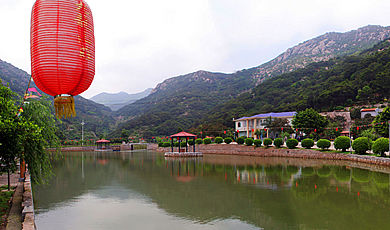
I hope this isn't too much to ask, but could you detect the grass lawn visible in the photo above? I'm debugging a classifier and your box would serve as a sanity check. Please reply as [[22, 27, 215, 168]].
[[0, 185, 15, 227]]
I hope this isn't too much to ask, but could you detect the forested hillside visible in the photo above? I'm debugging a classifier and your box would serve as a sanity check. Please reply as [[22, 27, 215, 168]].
[[112, 70, 256, 136], [203, 39, 390, 130], [0, 59, 115, 139]]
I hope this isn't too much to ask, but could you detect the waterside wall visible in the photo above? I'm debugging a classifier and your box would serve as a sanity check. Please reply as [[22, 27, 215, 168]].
[[151, 144, 390, 167]]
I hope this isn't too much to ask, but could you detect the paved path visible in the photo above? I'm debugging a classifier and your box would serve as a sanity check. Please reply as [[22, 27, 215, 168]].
[[0, 173, 21, 230]]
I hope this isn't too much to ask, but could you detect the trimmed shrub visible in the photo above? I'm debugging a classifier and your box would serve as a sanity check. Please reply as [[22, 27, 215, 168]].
[[286, 139, 298, 149], [301, 138, 314, 149], [174, 142, 179, 147], [245, 138, 254, 146], [372, 138, 389, 156], [180, 142, 187, 147], [188, 139, 194, 145], [263, 138, 273, 147], [317, 139, 331, 150], [254, 139, 262, 147], [334, 136, 350, 152], [195, 139, 203, 145], [215, 137, 223, 144], [162, 142, 171, 147], [158, 142, 163, 147], [203, 138, 212, 145], [237, 137, 245, 145], [224, 137, 233, 144], [352, 137, 370, 155], [274, 138, 283, 148]]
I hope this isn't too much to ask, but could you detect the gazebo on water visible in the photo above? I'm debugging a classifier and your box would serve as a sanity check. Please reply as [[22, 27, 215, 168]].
[[165, 131, 202, 157], [96, 139, 110, 150]]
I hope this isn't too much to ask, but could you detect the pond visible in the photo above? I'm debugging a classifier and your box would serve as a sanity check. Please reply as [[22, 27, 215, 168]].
[[33, 151, 390, 230]]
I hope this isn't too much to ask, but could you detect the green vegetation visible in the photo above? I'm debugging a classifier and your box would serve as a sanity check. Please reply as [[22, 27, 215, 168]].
[[292, 109, 328, 135], [316, 139, 331, 150], [254, 139, 262, 147], [334, 136, 351, 152], [0, 188, 14, 220], [237, 137, 245, 145], [245, 138, 254, 146], [373, 107, 390, 137], [263, 138, 273, 147], [203, 138, 212, 145], [352, 137, 371, 154], [195, 139, 203, 145], [224, 137, 233, 144], [273, 138, 283, 148], [286, 139, 298, 149], [203, 39, 390, 130], [372, 138, 389, 156], [215, 137, 223, 144], [188, 139, 195, 145], [301, 138, 315, 149]]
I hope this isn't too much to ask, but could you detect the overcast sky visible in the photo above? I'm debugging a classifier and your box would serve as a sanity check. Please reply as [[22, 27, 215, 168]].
[[1, 0, 389, 98]]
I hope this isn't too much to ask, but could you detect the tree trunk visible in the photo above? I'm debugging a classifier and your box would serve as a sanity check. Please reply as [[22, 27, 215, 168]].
[[7, 169, 10, 191]]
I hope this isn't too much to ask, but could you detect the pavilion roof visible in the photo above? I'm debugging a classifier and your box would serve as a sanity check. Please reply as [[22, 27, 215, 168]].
[[170, 131, 197, 138], [96, 139, 110, 143]]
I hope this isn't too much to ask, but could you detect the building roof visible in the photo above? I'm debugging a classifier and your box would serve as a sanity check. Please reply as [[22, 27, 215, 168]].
[[236, 112, 296, 121], [170, 131, 197, 138], [96, 139, 110, 143], [361, 108, 377, 112]]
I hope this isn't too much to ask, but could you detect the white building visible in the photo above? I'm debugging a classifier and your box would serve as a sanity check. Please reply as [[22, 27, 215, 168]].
[[234, 112, 296, 139], [360, 108, 380, 118]]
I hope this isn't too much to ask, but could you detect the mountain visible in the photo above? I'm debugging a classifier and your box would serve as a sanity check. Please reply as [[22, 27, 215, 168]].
[[112, 25, 390, 137], [202, 39, 390, 130], [90, 88, 152, 111], [113, 70, 256, 136], [250, 25, 390, 83], [0, 59, 115, 139]]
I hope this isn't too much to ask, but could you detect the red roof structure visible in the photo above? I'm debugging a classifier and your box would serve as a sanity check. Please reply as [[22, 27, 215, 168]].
[[361, 108, 377, 112], [96, 139, 110, 143], [170, 132, 197, 138]]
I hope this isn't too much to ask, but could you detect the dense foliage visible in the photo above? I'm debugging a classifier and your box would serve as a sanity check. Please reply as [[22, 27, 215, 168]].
[[195, 139, 203, 145], [334, 136, 351, 152], [316, 139, 331, 150], [203, 138, 212, 145], [203, 39, 390, 129], [253, 139, 262, 147], [273, 138, 283, 148], [286, 139, 298, 149], [224, 137, 233, 144], [372, 138, 389, 156], [245, 138, 254, 146], [292, 108, 328, 134], [237, 137, 245, 144], [301, 138, 315, 149], [215, 137, 223, 144], [263, 138, 273, 147], [352, 137, 371, 154], [373, 107, 390, 137]]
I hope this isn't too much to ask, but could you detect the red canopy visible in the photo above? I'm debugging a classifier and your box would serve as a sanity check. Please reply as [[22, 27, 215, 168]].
[[96, 139, 110, 143], [170, 131, 197, 138]]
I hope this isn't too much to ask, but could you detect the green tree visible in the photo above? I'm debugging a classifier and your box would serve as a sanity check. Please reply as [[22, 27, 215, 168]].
[[292, 108, 328, 134], [121, 129, 130, 140], [373, 107, 390, 137]]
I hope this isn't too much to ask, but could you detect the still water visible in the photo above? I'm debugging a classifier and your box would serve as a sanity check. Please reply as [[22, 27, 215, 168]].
[[33, 151, 390, 230]]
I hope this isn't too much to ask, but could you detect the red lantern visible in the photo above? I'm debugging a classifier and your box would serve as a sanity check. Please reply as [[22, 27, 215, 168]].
[[281, 127, 284, 131], [357, 126, 360, 130], [314, 129, 317, 132], [236, 130, 239, 133], [31, 0, 95, 119], [224, 131, 226, 134], [336, 128, 338, 131], [251, 129, 254, 132]]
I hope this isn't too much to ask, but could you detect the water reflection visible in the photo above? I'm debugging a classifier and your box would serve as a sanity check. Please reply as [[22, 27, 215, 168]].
[[34, 151, 390, 230]]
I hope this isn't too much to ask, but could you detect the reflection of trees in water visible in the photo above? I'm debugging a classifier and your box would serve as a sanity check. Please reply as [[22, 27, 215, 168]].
[[372, 172, 389, 189], [352, 168, 370, 183], [34, 152, 390, 230], [317, 166, 332, 178]]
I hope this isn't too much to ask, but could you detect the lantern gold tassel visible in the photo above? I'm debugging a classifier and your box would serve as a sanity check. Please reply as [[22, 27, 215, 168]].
[[54, 95, 76, 119]]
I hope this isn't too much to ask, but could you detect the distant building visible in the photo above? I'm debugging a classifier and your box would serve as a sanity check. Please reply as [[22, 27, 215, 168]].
[[360, 108, 380, 119], [234, 112, 296, 139]]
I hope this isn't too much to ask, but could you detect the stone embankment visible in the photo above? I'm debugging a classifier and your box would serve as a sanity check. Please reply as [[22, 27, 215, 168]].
[[151, 143, 390, 167]]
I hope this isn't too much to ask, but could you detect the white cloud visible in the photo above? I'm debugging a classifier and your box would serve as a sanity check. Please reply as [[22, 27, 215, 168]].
[[0, 0, 389, 98]]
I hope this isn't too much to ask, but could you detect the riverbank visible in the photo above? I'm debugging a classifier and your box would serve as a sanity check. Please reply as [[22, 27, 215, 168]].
[[151, 143, 390, 168], [0, 172, 35, 230]]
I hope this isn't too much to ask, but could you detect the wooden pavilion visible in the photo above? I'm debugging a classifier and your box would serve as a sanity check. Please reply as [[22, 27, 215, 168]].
[[165, 131, 202, 157], [96, 139, 110, 150]]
